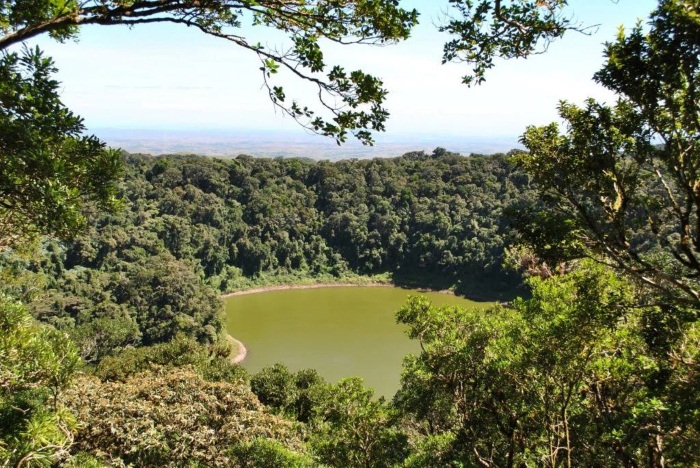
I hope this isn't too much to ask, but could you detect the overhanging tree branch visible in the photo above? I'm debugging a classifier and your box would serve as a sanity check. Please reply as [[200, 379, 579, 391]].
[[0, 0, 418, 145]]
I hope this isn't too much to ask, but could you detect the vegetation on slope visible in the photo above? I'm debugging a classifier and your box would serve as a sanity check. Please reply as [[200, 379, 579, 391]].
[[2, 0, 700, 466], [0, 150, 533, 364]]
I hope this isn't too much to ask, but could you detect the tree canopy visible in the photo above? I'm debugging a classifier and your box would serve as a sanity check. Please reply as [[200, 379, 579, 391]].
[[0, 0, 420, 244], [440, 0, 589, 85], [0, 294, 79, 465], [0, 47, 121, 245], [0, 0, 602, 143], [520, 0, 700, 309], [0, 0, 620, 244], [7, 1, 700, 466], [0, 0, 420, 145]]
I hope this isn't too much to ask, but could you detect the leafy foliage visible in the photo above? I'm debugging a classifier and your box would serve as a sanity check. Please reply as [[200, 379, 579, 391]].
[[250, 365, 408, 467], [0, 47, 121, 246], [310, 377, 408, 468], [440, 0, 587, 85], [82, 150, 529, 291], [506, 2, 700, 464], [520, 0, 700, 308], [395, 262, 700, 466], [251, 365, 327, 424], [26, 249, 225, 359], [0, 1, 419, 145], [0, 295, 78, 466], [63, 367, 307, 466], [230, 438, 315, 468], [94, 335, 246, 383], [251, 363, 300, 411]]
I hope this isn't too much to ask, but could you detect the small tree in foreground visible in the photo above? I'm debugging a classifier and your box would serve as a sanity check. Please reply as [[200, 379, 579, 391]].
[[0, 294, 79, 466]]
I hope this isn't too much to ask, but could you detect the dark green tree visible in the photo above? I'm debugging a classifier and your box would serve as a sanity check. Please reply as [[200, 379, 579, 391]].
[[115, 253, 223, 345], [311, 378, 408, 468], [395, 262, 694, 466], [250, 363, 299, 412], [0, 47, 121, 245], [508, 0, 700, 464], [520, 0, 700, 308]]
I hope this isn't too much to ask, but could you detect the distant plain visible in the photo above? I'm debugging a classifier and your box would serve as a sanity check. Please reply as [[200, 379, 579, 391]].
[[94, 128, 521, 159]]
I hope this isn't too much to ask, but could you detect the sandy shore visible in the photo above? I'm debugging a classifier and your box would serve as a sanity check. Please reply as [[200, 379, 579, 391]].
[[220, 281, 393, 298], [228, 335, 248, 364]]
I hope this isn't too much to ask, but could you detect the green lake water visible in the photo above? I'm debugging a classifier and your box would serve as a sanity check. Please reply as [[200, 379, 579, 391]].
[[224, 286, 488, 398]]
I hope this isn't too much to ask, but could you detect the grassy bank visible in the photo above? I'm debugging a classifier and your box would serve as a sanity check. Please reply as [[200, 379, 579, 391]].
[[220, 271, 395, 295], [218, 270, 523, 302]]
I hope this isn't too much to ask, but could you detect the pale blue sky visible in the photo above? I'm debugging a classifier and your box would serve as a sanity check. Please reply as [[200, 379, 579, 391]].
[[21, 0, 657, 147]]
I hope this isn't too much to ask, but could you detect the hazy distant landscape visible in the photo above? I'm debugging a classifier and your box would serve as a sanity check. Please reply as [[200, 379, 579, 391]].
[[94, 128, 521, 159]]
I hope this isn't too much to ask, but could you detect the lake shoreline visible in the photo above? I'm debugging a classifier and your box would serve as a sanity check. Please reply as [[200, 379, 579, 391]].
[[220, 281, 455, 298], [228, 334, 248, 364], [222, 282, 391, 298]]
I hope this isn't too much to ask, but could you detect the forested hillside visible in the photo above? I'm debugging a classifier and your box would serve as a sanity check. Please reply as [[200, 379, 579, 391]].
[[80, 149, 528, 289], [2, 150, 533, 363], [1, 149, 541, 466], [3, 0, 699, 465]]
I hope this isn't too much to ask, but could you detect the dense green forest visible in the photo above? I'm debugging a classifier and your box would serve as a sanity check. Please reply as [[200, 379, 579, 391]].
[[1, 149, 540, 466], [3, 150, 531, 362], [3, 0, 700, 466], [79, 149, 527, 288], [4, 146, 699, 466]]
